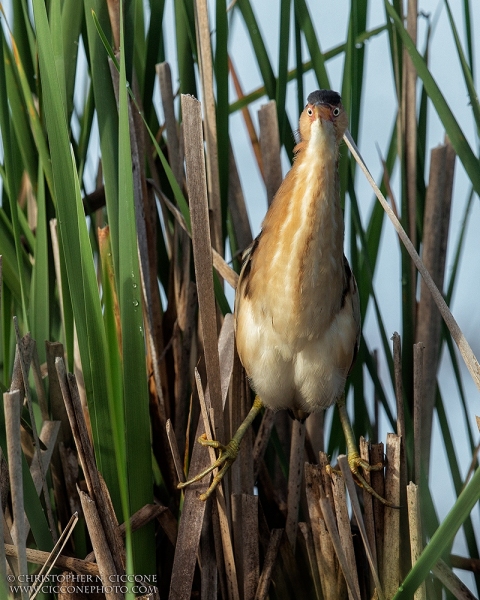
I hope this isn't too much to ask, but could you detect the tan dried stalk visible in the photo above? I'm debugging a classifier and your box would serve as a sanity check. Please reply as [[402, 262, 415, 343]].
[[258, 101, 283, 206]]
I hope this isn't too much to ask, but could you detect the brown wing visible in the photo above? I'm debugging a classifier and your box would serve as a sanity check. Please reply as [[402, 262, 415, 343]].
[[234, 232, 262, 319]]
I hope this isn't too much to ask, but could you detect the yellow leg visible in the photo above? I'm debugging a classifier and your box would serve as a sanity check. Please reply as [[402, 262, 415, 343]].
[[334, 393, 397, 507], [178, 396, 263, 501]]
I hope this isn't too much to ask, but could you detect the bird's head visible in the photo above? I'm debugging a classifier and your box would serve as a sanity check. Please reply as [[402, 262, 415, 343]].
[[297, 90, 348, 148]]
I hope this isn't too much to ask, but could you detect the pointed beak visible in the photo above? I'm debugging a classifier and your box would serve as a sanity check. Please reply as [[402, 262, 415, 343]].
[[314, 104, 333, 122]]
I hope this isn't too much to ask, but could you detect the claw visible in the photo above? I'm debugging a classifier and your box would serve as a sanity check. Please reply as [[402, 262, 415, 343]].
[[347, 451, 399, 507], [335, 394, 400, 508], [177, 396, 263, 501], [327, 451, 399, 508], [177, 436, 240, 499]]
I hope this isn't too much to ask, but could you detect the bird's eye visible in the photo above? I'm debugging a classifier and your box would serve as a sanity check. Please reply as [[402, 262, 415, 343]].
[[332, 107, 340, 117], [307, 107, 313, 116]]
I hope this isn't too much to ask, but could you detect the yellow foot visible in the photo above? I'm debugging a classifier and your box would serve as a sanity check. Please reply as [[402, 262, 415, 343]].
[[177, 434, 240, 501], [335, 394, 399, 508], [178, 396, 264, 501], [327, 451, 398, 508]]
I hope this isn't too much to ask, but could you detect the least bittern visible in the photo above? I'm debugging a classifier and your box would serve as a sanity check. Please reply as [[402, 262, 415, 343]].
[[179, 90, 389, 504]]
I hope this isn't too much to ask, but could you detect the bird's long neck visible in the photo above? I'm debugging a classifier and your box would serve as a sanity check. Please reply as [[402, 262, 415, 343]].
[[291, 137, 345, 280], [249, 131, 345, 338]]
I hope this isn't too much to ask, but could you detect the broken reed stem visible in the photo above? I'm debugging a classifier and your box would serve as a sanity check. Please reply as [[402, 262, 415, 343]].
[[432, 560, 477, 600], [298, 523, 322, 600], [359, 438, 378, 577], [286, 420, 305, 551], [258, 101, 283, 206], [166, 419, 185, 484], [78, 488, 123, 600], [181, 94, 224, 440], [157, 62, 182, 186], [320, 496, 360, 600], [4, 390, 28, 595], [193, 0, 222, 253], [407, 483, 426, 600], [13, 319, 58, 543], [413, 343, 424, 485], [4, 544, 100, 576], [304, 462, 337, 600], [344, 130, 480, 393], [330, 470, 361, 600], [382, 434, 402, 597], [416, 139, 455, 470], [55, 358, 125, 575], [253, 409, 275, 480], [338, 454, 385, 600], [0, 454, 6, 585], [255, 529, 283, 600]]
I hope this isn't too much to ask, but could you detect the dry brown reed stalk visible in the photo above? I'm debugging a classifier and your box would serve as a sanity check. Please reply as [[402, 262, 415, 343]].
[[252, 409, 276, 480], [285, 420, 305, 551], [413, 342, 424, 486], [258, 101, 283, 206], [4, 543, 99, 577], [304, 462, 337, 599], [157, 62, 183, 187], [182, 94, 224, 434], [194, 0, 222, 254], [4, 389, 27, 586], [77, 488, 123, 600], [415, 139, 455, 470], [179, 96, 239, 599], [382, 434, 402, 596], [359, 439, 378, 573], [169, 316, 238, 598], [298, 522, 322, 599], [330, 470, 361, 600], [55, 358, 125, 575], [46, 341, 72, 444], [432, 560, 477, 600], [232, 494, 259, 600], [169, 413, 210, 598], [407, 482, 426, 600], [320, 493, 360, 600], [166, 419, 185, 484], [0, 451, 6, 585], [403, 0, 418, 297], [28, 420, 60, 500], [208, 317, 240, 599], [255, 528, 283, 600], [338, 455, 384, 600]]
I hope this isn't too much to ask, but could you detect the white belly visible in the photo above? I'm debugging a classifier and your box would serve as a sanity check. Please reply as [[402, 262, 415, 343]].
[[235, 291, 358, 414]]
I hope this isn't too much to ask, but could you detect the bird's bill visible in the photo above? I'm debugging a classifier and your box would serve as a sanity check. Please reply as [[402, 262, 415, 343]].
[[313, 104, 333, 122]]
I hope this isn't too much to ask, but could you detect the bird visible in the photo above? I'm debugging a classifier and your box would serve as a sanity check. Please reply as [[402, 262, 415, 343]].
[[178, 89, 388, 504]]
